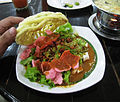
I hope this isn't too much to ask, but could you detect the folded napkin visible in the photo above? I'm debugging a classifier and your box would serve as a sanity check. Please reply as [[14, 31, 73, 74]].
[[0, 0, 12, 3]]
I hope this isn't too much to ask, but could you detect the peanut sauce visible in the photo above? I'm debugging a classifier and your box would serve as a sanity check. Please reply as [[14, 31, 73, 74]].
[[70, 44, 96, 82]]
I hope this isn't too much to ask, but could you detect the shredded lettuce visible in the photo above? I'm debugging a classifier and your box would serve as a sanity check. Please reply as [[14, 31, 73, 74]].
[[20, 56, 35, 66], [24, 65, 40, 82], [63, 70, 71, 84], [39, 75, 55, 88], [39, 75, 48, 85], [55, 22, 73, 34], [55, 22, 75, 39], [24, 65, 55, 88]]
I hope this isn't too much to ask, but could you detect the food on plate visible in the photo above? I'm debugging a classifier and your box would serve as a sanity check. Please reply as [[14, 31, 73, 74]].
[[60, 0, 80, 8], [94, 0, 120, 14], [15, 11, 68, 45], [17, 12, 97, 88], [75, 2, 80, 6]]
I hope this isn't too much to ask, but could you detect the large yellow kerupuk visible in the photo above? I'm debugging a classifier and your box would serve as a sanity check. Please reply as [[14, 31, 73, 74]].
[[15, 11, 68, 45]]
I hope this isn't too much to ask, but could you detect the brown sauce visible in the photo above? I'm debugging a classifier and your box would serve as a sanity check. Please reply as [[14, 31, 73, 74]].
[[70, 44, 96, 82]]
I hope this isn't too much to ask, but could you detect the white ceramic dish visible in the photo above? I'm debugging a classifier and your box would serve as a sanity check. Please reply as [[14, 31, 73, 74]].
[[0, 0, 12, 3], [16, 26, 105, 94], [47, 0, 92, 10]]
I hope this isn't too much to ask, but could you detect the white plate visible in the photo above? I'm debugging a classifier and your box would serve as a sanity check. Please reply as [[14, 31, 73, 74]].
[[16, 26, 105, 94], [47, 0, 92, 10]]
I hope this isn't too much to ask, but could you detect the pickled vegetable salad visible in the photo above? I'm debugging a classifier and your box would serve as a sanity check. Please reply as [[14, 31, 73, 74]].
[[20, 23, 89, 88]]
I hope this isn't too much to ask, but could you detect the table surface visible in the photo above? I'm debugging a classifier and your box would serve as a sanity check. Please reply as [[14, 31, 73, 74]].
[[0, 0, 120, 102]]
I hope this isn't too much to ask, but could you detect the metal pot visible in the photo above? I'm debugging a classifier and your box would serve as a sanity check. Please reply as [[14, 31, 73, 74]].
[[92, 0, 120, 32]]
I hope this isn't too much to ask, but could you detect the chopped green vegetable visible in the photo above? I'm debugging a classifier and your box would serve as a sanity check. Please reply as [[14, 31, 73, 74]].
[[57, 45, 62, 49], [43, 59, 46, 62], [45, 51, 50, 57], [55, 53, 60, 59], [39, 75, 55, 88], [79, 58, 83, 64], [64, 3, 73, 8], [44, 33, 48, 36], [39, 75, 48, 85], [63, 70, 71, 84], [76, 38, 86, 46], [30, 48, 36, 55], [52, 47, 56, 52], [55, 22, 76, 39], [55, 22, 73, 34], [24, 65, 40, 82], [20, 56, 35, 66], [54, 45, 61, 59], [24, 65, 55, 88], [67, 3, 73, 8], [75, 2, 80, 6], [47, 79, 55, 89], [64, 37, 88, 57]]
